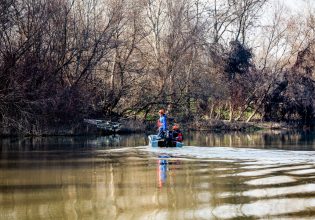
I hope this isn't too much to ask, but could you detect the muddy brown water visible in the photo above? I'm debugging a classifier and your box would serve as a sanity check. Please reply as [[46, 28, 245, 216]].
[[1, 131, 315, 219]]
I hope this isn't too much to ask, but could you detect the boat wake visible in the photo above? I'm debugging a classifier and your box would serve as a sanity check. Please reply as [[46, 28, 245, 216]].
[[136, 146, 315, 165], [103, 145, 315, 219]]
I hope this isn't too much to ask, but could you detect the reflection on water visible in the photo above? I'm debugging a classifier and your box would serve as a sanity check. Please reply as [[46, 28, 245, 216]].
[[188, 131, 315, 150], [2, 130, 315, 152], [0, 134, 147, 151], [157, 155, 181, 189], [2, 131, 315, 219], [157, 155, 169, 188]]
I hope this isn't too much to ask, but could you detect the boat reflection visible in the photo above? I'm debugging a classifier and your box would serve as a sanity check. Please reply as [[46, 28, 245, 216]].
[[157, 155, 180, 188]]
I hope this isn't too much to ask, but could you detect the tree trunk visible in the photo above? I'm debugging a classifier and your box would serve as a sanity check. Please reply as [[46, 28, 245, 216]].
[[246, 108, 258, 122], [209, 102, 215, 119], [110, 49, 117, 90], [229, 101, 234, 122], [216, 104, 221, 120]]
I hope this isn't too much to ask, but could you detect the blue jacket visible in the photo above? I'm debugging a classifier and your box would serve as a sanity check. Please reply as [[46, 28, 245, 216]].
[[159, 114, 167, 131]]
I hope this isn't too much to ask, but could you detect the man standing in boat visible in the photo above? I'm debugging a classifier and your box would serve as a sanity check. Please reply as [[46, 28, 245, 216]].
[[157, 109, 167, 139]]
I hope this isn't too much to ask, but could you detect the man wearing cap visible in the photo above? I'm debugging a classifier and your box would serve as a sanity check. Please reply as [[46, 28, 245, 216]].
[[157, 109, 167, 138]]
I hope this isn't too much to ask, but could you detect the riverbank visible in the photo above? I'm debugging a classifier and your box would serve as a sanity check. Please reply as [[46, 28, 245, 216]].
[[0, 119, 147, 137], [187, 120, 305, 132], [0, 118, 311, 137]]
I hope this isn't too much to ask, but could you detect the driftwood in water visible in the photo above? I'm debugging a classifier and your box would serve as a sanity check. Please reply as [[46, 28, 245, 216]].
[[84, 119, 121, 132]]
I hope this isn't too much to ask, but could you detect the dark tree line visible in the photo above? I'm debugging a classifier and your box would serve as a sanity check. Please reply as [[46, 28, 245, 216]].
[[1, 0, 315, 134]]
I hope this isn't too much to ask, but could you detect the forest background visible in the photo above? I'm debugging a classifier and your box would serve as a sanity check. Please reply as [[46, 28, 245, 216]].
[[1, 0, 315, 135]]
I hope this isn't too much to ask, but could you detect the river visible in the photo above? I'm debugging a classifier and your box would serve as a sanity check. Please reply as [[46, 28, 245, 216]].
[[1, 131, 315, 219]]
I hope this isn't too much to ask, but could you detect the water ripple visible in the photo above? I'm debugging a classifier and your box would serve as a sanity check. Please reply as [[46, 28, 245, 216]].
[[213, 198, 315, 219]]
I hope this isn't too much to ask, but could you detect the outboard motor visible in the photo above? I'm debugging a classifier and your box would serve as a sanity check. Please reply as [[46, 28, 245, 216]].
[[165, 130, 174, 147]]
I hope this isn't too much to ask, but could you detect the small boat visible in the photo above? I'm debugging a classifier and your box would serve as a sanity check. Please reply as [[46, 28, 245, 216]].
[[148, 134, 184, 148]]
